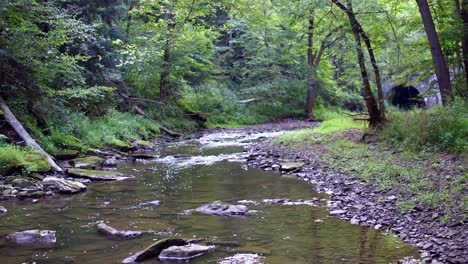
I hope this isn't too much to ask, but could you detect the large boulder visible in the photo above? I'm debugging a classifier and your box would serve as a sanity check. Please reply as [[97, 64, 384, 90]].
[[195, 201, 251, 217], [97, 223, 142, 239], [7, 229, 56, 244], [122, 238, 188, 263], [159, 244, 215, 260], [67, 168, 131, 181], [43, 177, 86, 194], [70, 156, 104, 169]]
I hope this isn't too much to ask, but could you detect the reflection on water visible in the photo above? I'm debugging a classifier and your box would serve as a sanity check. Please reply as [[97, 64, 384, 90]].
[[0, 133, 418, 264]]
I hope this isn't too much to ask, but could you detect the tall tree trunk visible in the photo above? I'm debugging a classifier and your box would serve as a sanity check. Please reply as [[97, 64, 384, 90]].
[[416, 0, 452, 105], [456, 0, 468, 89], [159, 0, 177, 102], [0, 95, 63, 173], [332, 0, 382, 126], [305, 10, 316, 120]]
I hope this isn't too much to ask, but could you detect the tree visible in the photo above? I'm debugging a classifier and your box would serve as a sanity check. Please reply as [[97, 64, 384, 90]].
[[416, 0, 452, 105]]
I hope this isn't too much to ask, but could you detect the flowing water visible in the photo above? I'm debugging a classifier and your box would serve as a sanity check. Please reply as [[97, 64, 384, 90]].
[[0, 131, 419, 263]]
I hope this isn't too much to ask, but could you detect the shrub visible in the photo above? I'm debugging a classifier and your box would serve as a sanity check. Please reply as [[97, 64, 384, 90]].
[[382, 101, 468, 154]]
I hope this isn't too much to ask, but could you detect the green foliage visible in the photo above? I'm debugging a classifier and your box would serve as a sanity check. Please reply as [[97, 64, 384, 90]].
[[314, 117, 366, 134], [382, 101, 468, 154], [0, 145, 50, 175]]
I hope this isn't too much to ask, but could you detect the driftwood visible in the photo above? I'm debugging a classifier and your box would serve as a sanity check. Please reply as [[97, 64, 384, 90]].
[[237, 98, 263, 104], [132, 106, 182, 138], [0, 95, 63, 172]]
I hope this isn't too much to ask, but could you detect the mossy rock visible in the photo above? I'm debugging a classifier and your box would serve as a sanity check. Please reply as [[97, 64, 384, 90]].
[[16, 190, 44, 199], [70, 156, 104, 169], [135, 140, 153, 148], [107, 139, 134, 152], [52, 149, 80, 160], [23, 153, 51, 173], [280, 162, 304, 172], [67, 168, 129, 181], [27, 173, 44, 181]]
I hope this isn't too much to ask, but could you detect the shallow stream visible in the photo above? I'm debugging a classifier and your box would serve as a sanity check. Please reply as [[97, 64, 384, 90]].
[[0, 131, 419, 263]]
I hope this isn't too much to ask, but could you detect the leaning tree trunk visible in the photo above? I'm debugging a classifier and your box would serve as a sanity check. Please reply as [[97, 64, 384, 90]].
[[332, 0, 382, 126], [0, 95, 63, 172], [416, 0, 452, 105]]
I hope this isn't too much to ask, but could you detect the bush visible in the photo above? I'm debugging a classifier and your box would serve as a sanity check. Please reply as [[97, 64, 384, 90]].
[[381, 101, 468, 154]]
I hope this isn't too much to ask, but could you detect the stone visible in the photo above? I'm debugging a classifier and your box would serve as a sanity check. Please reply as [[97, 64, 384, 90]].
[[122, 238, 188, 263], [131, 153, 157, 160], [70, 156, 104, 169], [7, 229, 56, 244], [280, 162, 304, 171], [67, 168, 131, 181], [159, 244, 215, 260], [0, 206, 7, 213], [262, 198, 291, 204], [195, 201, 251, 217], [97, 223, 142, 239], [12, 178, 36, 188], [16, 190, 44, 199], [138, 200, 160, 208], [53, 150, 80, 160], [43, 177, 86, 194], [329, 210, 347, 215], [102, 157, 118, 168], [218, 254, 264, 264]]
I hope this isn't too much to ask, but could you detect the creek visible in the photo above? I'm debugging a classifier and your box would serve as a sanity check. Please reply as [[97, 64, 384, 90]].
[[0, 130, 419, 263]]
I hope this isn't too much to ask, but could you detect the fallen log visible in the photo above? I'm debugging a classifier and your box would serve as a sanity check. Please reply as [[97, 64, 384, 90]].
[[132, 106, 182, 138], [0, 95, 63, 172]]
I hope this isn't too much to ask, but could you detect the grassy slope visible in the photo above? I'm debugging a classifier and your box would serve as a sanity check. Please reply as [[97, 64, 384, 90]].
[[274, 110, 467, 223]]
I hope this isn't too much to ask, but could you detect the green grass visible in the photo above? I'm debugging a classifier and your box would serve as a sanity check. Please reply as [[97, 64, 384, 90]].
[[382, 101, 468, 154], [272, 116, 365, 148], [0, 145, 50, 175]]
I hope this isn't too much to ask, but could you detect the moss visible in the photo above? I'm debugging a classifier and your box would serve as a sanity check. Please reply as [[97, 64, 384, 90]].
[[135, 140, 153, 147], [23, 153, 51, 173], [71, 156, 104, 169], [67, 168, 127, 181], [52, 149, 80, 160]]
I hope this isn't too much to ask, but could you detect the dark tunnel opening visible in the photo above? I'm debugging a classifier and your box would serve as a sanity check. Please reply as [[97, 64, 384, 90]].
[[388, 85, 425, 110]]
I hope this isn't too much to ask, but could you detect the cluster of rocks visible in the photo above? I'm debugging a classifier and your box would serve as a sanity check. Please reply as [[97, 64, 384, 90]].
[[243, 144, 467, 264]]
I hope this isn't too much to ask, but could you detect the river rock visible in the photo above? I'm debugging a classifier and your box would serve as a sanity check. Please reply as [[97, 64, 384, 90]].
[[262, 198, 291, 204], [97, 223, 142, 239], [0, 206, 7, 213], [43, 177, 86, 194], [131, 153, 156, 160], [195, 201, 251, 217], [280, 162, 304, 171], [12, 178, 37, 188], [7, 229, 56, 244], [53, 150, 80, 160], [218, 254, 264, 264], [67, 168, 131, 181], [70, 156, 104, 169], [159, 244, 215, 260], [102, 157, 118, 168], [138, 200, 160, 208], [122, 238, 188, 263]]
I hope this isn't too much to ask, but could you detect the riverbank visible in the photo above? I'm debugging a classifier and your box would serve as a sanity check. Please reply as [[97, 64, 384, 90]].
[[238, 120, 466, 264]]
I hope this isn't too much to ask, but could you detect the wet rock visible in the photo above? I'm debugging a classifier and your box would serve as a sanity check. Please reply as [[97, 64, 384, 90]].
[[70, 156, 104, 169], [97, 223, 142, 239], [67, 169, 131, 181], [159, 244, 215, 260], [137, 200, 160, 208], [7, 229, 56, 244], [218, 254, 264, 264], [238, 200, 259, 205], [43, 177, 86, 194], [122, 238, 188, 263], [195, 201, 251, 217], [12, 178, 36, 188], [53, 150, 80, 160], [262, 198, 291, 204], [0, 206, 7, 213], [16, 190, 44, 199], [102, 157, 118, 168], [280, 162, 304, 172], [131, 153, 156, 160]]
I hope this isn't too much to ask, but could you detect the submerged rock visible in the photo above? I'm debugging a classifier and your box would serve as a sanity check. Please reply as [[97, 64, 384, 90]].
[[137, 200, 160, 208], [195, 201, 251, 217], [97, 223, 142, 239], [122, 238, 188, 263], [0, 206, 7, 213], [67, 169, 131, 181], [43, 177, 86, 194], [218, 254, 264, 264], [159, 244, 215, 260], [70, 156, 104, 169], [7, 229, 56, 244]]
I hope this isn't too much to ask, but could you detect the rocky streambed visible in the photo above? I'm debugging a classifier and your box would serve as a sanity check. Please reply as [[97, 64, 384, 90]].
[[0, 120, 430, 263]]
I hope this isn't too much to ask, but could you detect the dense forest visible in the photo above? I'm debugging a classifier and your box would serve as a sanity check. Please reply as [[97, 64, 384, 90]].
[[0, 1, 467, 263]]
